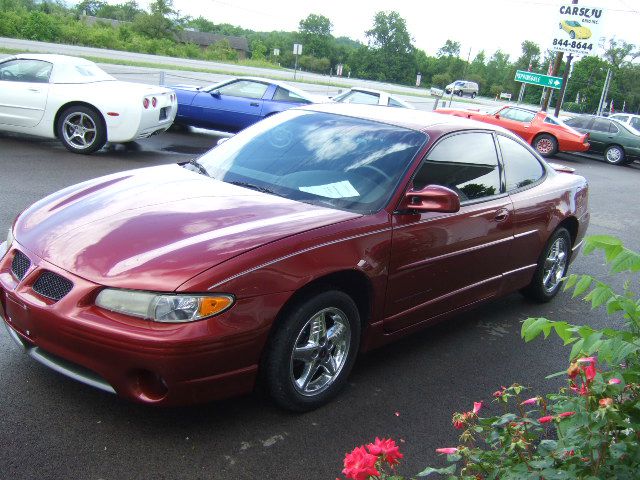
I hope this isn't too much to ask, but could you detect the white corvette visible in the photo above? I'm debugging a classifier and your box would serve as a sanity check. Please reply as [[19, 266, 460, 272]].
[[0, 54, 177, 154]]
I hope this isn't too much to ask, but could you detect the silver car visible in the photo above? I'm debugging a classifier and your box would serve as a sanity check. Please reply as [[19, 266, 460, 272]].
[[609, 113, 640, 133]]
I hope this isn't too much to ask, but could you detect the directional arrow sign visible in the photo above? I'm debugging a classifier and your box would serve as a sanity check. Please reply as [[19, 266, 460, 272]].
[[514, 70, 563, 90]]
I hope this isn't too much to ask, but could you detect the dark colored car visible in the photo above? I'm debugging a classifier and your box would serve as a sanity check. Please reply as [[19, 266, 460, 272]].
[[436, 106, 590, 157], [564, 115, 640, 165], [0, 105, 589, 411], [172, 76, 326, 133]]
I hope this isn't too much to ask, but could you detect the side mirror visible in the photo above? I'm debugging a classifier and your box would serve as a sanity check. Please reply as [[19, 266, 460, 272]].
[[494, 113, 500, 119], [211, 89, 221, 97], [401, 185, 460, 213]]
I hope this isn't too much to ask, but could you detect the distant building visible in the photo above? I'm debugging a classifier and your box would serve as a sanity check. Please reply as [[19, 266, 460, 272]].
[[179, 30, 249, 59], [82, 16, 250, 59]]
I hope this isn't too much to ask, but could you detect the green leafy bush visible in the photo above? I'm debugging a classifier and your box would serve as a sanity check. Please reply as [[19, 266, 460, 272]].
[[339, 235, 640, 480]]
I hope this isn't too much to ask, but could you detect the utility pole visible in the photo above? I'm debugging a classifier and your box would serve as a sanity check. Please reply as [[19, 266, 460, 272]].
[[541, 54, 563, 112], [554, 53, 573, 117], [597, 68, 612, 116]]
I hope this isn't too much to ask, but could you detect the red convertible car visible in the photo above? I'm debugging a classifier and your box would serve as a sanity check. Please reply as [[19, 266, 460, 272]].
[[436, 105, 590, 157], [0, 105, 589, 411]]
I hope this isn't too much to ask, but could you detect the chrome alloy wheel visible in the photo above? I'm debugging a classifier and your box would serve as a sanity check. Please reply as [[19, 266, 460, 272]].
[[289, 307, 351, 396], [62, 112, 97, 149], [606, 147, 623, 163], [542, 236, 568, 293]]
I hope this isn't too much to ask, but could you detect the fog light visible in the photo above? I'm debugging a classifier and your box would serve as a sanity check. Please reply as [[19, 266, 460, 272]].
[[135, 370, 168, 401]]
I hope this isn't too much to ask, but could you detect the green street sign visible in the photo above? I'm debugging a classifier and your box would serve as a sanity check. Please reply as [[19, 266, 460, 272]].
[[514, 70, 563, 89]]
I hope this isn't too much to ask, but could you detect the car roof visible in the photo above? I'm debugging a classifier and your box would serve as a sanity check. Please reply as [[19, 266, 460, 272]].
[[13, 53, 96, 66], [299, 103, 515, 136]]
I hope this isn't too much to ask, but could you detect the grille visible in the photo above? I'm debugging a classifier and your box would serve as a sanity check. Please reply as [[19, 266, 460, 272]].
[[11, 251, 31, 280], [32, 271, 73, 301]]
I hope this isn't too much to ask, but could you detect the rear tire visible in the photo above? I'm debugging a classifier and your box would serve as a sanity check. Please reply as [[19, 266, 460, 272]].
[[604, 145, 626, 165], [264, 290, 361, 411], [533, 134, 558, 157], [56, 106, 106, 154], [521, 227, 571, 303], [471, 92, 477, 99]]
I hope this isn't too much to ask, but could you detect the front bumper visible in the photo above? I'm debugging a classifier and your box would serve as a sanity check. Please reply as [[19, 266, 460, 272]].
[[0, 244, 279, 405]]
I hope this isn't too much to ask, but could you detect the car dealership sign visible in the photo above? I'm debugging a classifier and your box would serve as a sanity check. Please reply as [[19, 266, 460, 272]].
[[551, 5, 606, 56]]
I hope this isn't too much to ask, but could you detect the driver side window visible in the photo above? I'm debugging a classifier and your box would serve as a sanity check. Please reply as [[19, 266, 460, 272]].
[[0, 59, 53, 83], [413, 132, 502, 202], [217, 80, 268, 99]]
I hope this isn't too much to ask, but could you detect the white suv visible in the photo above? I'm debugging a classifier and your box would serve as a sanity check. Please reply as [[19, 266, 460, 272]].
[[609, 113, 640, 133]]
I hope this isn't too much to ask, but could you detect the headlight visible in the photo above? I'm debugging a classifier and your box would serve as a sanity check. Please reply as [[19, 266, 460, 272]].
[[95, 289, 234, 323]]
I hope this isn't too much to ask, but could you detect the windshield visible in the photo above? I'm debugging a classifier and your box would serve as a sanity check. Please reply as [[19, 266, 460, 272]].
[[196, 110, 427, 214]]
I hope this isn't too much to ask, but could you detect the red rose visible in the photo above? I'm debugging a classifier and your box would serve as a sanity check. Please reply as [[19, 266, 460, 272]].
[[366, 437, 403, 466], [583, 362, 597, 382], [538, 415, 554, 423], [343, 446, 380, 480]]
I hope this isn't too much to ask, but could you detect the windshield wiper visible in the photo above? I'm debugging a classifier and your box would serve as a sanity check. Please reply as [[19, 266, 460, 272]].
[[185, 158, 209, 176], [228, 181, 280, 196]]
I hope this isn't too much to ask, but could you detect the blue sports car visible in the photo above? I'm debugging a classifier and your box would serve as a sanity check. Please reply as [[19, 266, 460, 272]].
[[172, 77, 327, 133]]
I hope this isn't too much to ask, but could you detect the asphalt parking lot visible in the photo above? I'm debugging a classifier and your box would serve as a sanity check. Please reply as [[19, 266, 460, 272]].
[[1, 128, 639, 480]]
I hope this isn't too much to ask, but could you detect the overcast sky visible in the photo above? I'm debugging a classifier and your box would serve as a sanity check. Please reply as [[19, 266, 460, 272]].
[[100, 0, 639, 61]]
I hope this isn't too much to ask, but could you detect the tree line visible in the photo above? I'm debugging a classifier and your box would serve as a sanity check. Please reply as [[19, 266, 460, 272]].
[[1, 0, 639, 113]]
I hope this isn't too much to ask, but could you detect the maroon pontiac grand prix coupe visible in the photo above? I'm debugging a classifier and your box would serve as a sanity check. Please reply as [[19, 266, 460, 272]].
[[0, 104, 589, 411]]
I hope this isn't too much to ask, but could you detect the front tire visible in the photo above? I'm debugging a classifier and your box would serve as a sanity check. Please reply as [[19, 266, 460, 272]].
[[521, 227, 571, 303], [57, 106, 106, 154], [533, 133, 558, 157], [264, 290, 361, 411], [604, 145, 626, 165]]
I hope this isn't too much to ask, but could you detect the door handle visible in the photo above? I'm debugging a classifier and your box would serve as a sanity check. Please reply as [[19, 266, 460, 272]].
[[250, 102, 259, 107], [494, 209, 509, 222], [28, 88, 41, 92]]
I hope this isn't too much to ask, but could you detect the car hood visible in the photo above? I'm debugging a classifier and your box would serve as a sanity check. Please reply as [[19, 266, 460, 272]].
[[14, 165, 360, 290]]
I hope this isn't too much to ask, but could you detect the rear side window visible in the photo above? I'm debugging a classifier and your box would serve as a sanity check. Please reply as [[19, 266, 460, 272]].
[[413, 132, 501, 201], [497, 135, 545, 191], [592, 118, 610, 132], [388, 98, 405, 108], [631, 117, 640, 130], [273, 87, 310, 104], [565, 116, 592, 129]]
